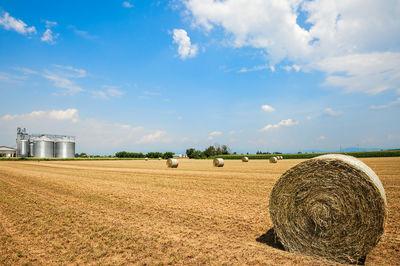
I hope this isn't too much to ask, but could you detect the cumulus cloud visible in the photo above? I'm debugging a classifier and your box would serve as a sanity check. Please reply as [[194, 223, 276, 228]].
[[370, 97, 400, 110], [183, 0, 400, 94], [41, 20, 59, 44], [315, 52, 400, 94], [261, 105, 275, 112], [122, 1, 134, 8], [0, 11, 36, 35], [137, 130, 166, 144], [324, 108, 343, 116], [260, 119, 298, 132], [41, 29, 59, 44], [1, 108, 79, 123], [172, 29, 198, 59]]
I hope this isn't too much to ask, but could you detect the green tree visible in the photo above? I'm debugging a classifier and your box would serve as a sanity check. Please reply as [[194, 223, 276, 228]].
[[204, 146, 217, 157], [162, 152, 174, 159]]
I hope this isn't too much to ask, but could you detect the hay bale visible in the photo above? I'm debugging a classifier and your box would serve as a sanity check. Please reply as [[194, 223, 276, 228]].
[[213, 158, 224, 167], [145, 157, 148, 161], [269, 154, 386, 263], [269, 157, 278, 163], [166, 158, 179, 168], [242, 157, 249, 162], [158, 157, 162, 160]]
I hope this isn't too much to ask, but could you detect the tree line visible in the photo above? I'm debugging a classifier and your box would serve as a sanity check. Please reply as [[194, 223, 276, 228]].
[[186, 144, 231, 159], [115, 151, 174, 159]]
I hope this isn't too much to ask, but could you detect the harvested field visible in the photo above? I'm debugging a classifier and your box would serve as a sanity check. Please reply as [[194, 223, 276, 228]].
[[0, 158, 399, 265]]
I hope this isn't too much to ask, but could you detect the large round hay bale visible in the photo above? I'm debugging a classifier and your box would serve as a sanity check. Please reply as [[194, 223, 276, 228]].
[[145, 157, 148, 161], [242, 157, 249, 162], [166, 158, 179, 168], [269, 154, 386, 263], [269, 157, 278, 163], [213, 158, 224, 167], [158, 157, 162, 160]]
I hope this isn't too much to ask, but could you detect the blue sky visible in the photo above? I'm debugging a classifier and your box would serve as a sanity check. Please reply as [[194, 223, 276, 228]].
[[0, 0, 399, 155]]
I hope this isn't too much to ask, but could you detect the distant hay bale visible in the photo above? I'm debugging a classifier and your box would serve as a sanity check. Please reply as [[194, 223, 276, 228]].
[[213, 158, 224, 167], [166, 158, 179, 168], [269, 157, 278, 163], [269, 154, 387, 264], [158, 157, 162, 160], [145, 157, 148, 161], [242, 157, 249, 162]]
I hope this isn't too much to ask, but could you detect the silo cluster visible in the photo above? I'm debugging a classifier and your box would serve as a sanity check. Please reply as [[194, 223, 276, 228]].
[[16, 127, 75, 158]]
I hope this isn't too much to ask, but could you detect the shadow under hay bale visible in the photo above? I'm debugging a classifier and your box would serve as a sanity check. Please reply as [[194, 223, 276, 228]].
[[256, 228, 367, 265], [256, 228, 285, 251]]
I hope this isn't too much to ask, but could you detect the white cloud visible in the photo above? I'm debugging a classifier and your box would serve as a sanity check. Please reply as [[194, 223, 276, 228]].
[[91, 86, 125, 99], [45, 20, 57, 28], [41, 20, 59, 44], [1, 108, 79, 123], [318, 136, 326, 141], [184, 0, 400, 94], [177, 116, 183, 120], [238, 65, 269, 73], [283, 64, 301, 72], [260, 118, 299, 132], [68, 25, 96, 40], [0, 72, 26, 82], [137, 130, 166, 144], [43, 72, 84, 95], [172, 29, 198, 59], [0, 11, 36, 35], [122, 1, 134, 8], [306, 115, 312, 120], [208, 130, 223, 140], [53, 65, 87, 78], [15, 65, 86, 95], [370, 97, 400, 110], [261, 105, 275, 112], [13, 67, 39, 75], [324, 108, 342, 116], [315, 52, 400, 94], [41, 29, 59, 44]]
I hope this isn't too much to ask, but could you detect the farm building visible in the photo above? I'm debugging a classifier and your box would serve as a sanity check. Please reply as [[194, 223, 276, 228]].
[[0, 146, 16, 157]]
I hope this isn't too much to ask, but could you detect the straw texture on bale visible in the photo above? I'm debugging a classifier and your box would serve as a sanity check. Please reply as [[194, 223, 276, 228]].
[[166, 158, 179, 168], [213, 158, 224, 167], [269, 154, 386, 264], [242, 157, 249, 162], [269, 157, 278, 163]]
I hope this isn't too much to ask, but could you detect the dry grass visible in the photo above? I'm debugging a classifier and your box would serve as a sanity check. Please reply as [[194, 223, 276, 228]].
[[0, 158, 399, 265]]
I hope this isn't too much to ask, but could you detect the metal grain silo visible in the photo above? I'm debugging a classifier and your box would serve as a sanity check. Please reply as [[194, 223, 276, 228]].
[[32, 139, 54, 158], [55, 140, 75, 158], [29, 142, 34, 157], [17, 139, 29, 157]]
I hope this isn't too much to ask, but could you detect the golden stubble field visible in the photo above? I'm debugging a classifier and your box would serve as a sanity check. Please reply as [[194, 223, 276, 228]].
[[0, 158, 399, 265]]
